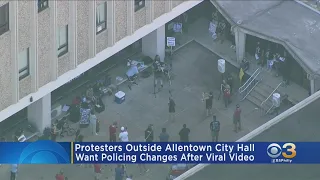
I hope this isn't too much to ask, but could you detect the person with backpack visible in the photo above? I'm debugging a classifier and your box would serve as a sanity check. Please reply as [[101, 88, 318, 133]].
[[210, 115, 220, 142]]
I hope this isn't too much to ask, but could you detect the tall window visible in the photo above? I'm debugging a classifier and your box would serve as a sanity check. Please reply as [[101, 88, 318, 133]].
[[38, 0, 49, 12], [57, 25, 68, 57], [18, 48, 30, 80], [96, 2, 107, 34], [134, 0, 145, 12], [0, 3, 9, 36]]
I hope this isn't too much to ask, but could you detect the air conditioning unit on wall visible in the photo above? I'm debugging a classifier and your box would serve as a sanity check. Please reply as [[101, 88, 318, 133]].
[[51, 104, 62, 121]]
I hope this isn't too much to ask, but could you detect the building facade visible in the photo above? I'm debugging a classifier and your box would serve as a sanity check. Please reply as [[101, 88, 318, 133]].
[[0, 0, 201, 130]]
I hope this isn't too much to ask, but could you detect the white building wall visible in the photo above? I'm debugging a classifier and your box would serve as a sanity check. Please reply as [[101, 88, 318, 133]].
[[142, 25, 165, 62], [28, 93, 51, 132]]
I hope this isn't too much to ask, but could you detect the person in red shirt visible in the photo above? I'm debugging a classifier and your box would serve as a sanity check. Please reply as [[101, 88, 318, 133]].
[[109, 122, 117, 142], [94, 164, 102, 180], [55, 170, 65, 180], [223, 85, 231, 108], [233, 104, 242, 132]]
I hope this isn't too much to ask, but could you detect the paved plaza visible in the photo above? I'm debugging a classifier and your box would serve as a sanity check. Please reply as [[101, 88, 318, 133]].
[[186, 96, 320, 180], [1, 42, 272, 180]]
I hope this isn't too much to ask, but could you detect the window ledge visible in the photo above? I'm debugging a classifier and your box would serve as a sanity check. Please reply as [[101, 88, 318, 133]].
[[0, 30, 11, 38], [58, 51, 69, 59], [38, 6, 49, 14], [19, 75, 31, 82], [135, 6, 145, 12], [96, 28, 107, 35]]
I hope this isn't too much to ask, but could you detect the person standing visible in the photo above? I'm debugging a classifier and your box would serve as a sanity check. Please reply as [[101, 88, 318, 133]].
[[153, 56, 163, 90], [145, 125, 154, 142], [223, 85, 231, 108], [204, 92, 213, 116], [10, 164, 18, 180], [255, 42, 261, 63], [179, 124, 190, 142], [217, 20, 226, 44], [119, 127, 129, 142], [233, 104, 242, 132], [159, 128, 169, 142], [109, 122, 117, 142], [210, 115, 220, 142], [226, 73, 233, 94], [168, 97, 176, 121], [94, 164, 102, 180], [115, 164, 125, 180], [90, 111, 98, 135]]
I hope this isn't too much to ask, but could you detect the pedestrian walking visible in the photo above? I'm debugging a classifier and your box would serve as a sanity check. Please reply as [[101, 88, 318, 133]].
[[233, 104, 242, 132], [179, 124, 190, 142], [55, 170, 64, 180], [94, 164, 102, 180], [203, 92, 213, 116], [115, 164, 125, 180], [153, 56, 163, 90], [145, 124, 154, 142], [210, 115, 220, 142], [223, 85, 231, 108], [90, 111, 98, 135], [159, 128, 169, 142], [119, 127, 129, 142], [168, 97, 176, 121], [109, 122, 117, 142], [10, 164, 18, 180], [138, 164, 149, 175]]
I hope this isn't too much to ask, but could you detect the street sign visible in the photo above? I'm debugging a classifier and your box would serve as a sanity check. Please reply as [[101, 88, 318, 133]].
[[167, 37, 175, 47]]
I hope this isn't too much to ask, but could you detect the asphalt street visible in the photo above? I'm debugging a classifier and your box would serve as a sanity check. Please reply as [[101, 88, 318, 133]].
[[0, 42, 272, 180], [186, 96, 320, 180]]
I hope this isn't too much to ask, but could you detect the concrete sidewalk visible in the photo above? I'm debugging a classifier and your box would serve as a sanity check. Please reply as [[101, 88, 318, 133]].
[[2, 42, 271, 180]]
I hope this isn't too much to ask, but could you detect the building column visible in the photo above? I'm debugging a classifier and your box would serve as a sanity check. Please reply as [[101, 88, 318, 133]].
[[310, 79, 315, 95], [146, 0, 154, 24], [235, 28, 246, 64], [88, 1, 96, 58], [10, 1, 19, 103], [142, 24, 165, 62], [165, 0, 173, 12], [30, 0, 38, 91], [107, 0, 115, 47], [49, 0, 58, 80], [127, 0, 134, 35], [69, 0, 77, 68], [28, 93, 51, 132]]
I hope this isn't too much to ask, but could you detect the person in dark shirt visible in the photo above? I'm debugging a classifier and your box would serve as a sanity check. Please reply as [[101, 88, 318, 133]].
[[179, 124, 190, 142], [233, 104, 242, 133], [159, 128, 169, 142], [210, 115, 220, 142], [145, 124, 154, 142], [205, 92, 213, 116], [168, 97, 176, 121]]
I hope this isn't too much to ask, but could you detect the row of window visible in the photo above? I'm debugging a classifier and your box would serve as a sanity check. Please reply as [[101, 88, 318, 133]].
[[1, 0, 146, 80]]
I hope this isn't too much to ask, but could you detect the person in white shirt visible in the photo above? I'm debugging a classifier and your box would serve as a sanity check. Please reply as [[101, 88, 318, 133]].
[[119, 127, 129, 142]]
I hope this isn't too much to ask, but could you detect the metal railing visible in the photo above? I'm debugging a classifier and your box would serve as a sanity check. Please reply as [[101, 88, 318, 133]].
[[238, 68, 262, 101], [260, 81, 284, 115]]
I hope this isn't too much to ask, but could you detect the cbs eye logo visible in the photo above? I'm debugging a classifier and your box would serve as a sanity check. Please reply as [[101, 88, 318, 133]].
[[267, 143, 296, 159], [19, 141, 70, 164]]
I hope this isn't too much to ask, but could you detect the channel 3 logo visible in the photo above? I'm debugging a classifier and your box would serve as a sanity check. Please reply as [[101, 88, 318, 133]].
[[267, 143, 296, 163]]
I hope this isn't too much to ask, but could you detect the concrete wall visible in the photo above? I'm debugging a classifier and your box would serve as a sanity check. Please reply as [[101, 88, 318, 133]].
[[134, 7, 147, 31], [173, 0, 185, 8], [37, 8, 52, 87], [154, 1, 166, 19], [0, 1, 13, 110], [57, 0, 72, 76], [115, 1, 127, 42], [76, 1, 90, 65], [96, 1, 108, 54], [18, 1, 32, 99]]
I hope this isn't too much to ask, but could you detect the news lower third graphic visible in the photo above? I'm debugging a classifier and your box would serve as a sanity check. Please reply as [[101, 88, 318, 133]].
[[0, 142, 319, 164]]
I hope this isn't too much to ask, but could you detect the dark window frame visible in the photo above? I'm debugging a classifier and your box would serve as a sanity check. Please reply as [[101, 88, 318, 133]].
[[0, 3, 9, 36], [19, 48, 30, 81], [57, 25, 68, 57], [38, 0, 49, 13], [134, 0, 145, 12], [96, 2, 107, 34]]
